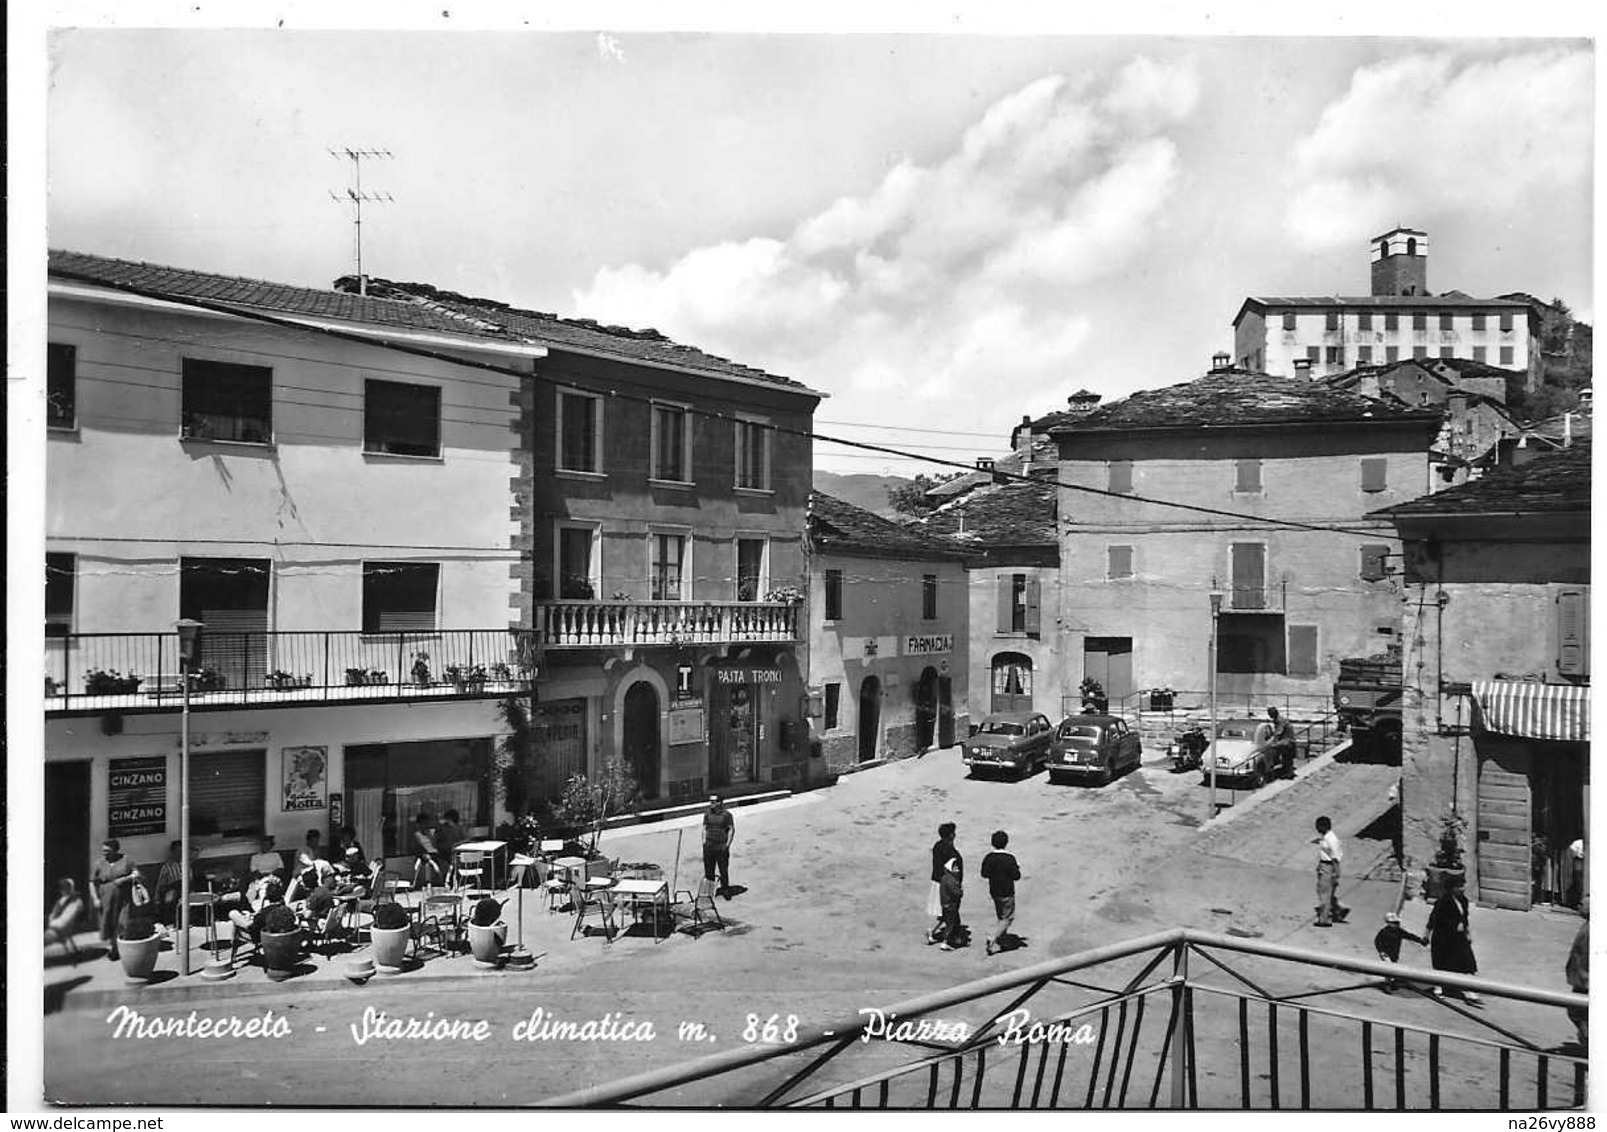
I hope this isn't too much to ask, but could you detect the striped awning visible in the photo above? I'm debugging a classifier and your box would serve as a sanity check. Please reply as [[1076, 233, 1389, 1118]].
[[1471, 680, 1591, 742]]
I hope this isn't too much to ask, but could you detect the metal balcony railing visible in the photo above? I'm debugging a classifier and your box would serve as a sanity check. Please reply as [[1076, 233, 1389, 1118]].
[[43, 628, 539, 713], [536, 600, 800, 650], [542, 929, 1586, 1110]]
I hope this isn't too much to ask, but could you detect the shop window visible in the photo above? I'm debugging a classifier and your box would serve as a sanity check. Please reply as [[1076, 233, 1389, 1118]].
[[364, 379, 441, 457], [557, 391, 602, 473], [824, 569, 843, 620], [48, 343, 77, 429], [181, 358, 272, 444], [46, 552, 74, 637], [344, 738, 491, 858], [363, 561, 439, 632]]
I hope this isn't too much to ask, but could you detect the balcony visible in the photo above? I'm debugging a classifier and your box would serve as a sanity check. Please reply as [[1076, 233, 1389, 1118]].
[[1214, 578, 1287, 614], [536, 600, 800, 651], [43, 628, 538, 715]]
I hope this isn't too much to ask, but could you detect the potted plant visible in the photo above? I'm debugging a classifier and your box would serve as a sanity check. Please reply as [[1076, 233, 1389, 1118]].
[[1423, 808, 1468, 901], [118, 907, 163, 983], [189, 666, 227, 692], [466, 897, 507, 967], [490, 661, 513, 683], [370, 901, 412, 972], [85, 669, 142, 695], [266, 669, 296, 690], [1080, 677, 1108, 714], [411, 651, 432, 686], [345, 667, 368, 687], [45, 675, 59, 697], [1149, 686, 1175, 712], [764, 585, 805, 605], [554, 757, 642, 859], [367, 669, 388, 685], [258, 903, 303, 981]]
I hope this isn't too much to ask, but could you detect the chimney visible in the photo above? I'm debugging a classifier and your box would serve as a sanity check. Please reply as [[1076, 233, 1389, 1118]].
[[976, 456, 995, 472], [1013, 415, 1034, 459], [1064, 389, 1102, 415], [1211, 351, 1232, 372]]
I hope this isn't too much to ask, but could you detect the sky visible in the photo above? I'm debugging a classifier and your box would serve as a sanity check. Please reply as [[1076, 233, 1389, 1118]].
[[36, 19, 1598, 478]]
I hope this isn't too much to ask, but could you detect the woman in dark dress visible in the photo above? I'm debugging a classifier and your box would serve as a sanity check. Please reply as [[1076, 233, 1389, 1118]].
[[1426, 873, 1481, 1003]]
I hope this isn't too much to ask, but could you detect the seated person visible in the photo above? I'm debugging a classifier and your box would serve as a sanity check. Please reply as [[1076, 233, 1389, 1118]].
[[227, 876, 287, 955], [336, 827, 367, 873], [297, 828, 326, 877], [45, 877, 85, 947], [248, 835, 285, 881]]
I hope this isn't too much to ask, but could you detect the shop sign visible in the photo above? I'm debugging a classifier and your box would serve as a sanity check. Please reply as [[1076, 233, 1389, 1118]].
[[906, 634, 953, 656], [714, 667, 782, 685], [667, 704, 705, 746], [108, 756, 167, 837], [281, 746, 329, 812]]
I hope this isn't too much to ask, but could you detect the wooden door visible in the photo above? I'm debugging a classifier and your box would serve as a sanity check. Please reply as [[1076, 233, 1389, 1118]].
[[915, 667, 938, 750], [1477, 750, 1532, 910], [991, 653, 1032, 713], [623, 682, 661, 800], [857, 676, 881, 763]]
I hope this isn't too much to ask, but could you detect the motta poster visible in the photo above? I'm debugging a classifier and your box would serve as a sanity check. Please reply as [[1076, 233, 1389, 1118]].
[[106, 756, 166, 837], [281, 746, 328, 812]]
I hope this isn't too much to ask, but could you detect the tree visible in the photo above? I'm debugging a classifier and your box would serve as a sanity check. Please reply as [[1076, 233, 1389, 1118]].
[[887, 472, 964, 518], [554, 757, 642, 856]]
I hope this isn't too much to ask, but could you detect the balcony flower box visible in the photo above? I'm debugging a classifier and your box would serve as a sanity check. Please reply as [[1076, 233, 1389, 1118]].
[[85, 669, 142, 695], [189, 666, 227, 693], [445, 664, 488, 693], [266, 671, 313, 691], [345, 668, 389, 687]]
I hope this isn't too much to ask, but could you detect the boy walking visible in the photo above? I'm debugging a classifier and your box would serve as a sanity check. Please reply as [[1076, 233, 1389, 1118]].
[[1373, 911, 1426, 992], [979, 830, 1021, 957], [1311, 816, 1350, 926]]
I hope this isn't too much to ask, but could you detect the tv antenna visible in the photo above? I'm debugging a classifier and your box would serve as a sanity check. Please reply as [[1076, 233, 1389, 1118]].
[[328, 147, 394, 296]]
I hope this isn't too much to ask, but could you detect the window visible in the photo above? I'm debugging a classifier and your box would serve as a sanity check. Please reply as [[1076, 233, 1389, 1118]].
[[1325, 311, 1339, 331], [1440, 312, 1455, 331], [736, 538, 766, 602], [1325, 346, 1345, 366], [1287, 625, 1320, 678], [1385, 346, 1399, 362], [1216, 614, 1287, 674], [650, 403, 690, 482], [1413, 347, 1428, 360], [1358, 312, 1372, 331], [1440, 347, 1454, 360], [1229, 543, 1266, 610], [1107, 546, 1134, 579], [362, 561, 439, 632], [188, 750, 266, 839], [1384, 312, 1399, 331], [735, 419, 770, 490], [1359, 544, 1391, 582], [1282, 311, 1297, 331], [1500, 312, 1515, 332], [181, 358, 272, 443], [1500, 347, 1515, 366], [46, 552, 74, 637], [824, 569, 843, 621], [650, 533, 686, 601], [1412, 312, 1427, 331], [997, 574, 1041, 636], [1107, 460, 1133, 494], [364, 379, 440, 457], [824, 683, 841, 730], [921, 574, 938, 620], [557, 525, 597, 599], [1360, 457, 1388, 493], [1306, 346, 1320, 364], [1358, 346, 1374, 364], [1235, 459, 1262, 492], [1472, 313, 1487, 332], [1473, 346, 1487, 363], [557, 391, 601, 473], [47, 343, 76, 429]]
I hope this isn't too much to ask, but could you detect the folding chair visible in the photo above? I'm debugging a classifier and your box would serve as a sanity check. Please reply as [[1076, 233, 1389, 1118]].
[[571, 884, 617, 943], [455, 849, 492, 902], [420, 893, 465, 955], [543, 869, 572, 913], [303, 901, 352, 958], [671, 877, 726, 935]]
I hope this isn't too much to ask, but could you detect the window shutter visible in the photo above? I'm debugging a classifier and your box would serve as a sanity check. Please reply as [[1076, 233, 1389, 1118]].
[[189, 750, 266, 838], [1230, 543, 1265, 609], [1359, 545, 1390, 582], [1023, 577, 1042, 636], [1108, 461, 1133, 494], [1288, 625, 1319, 678], [996, 575, 1013, 634], [1360, 458, 1388, 493], [1235, 459, 1261, 492], [1107, 546, 1133, 579], [1282, 311, 1297, 331], [1558, 590, 1588, 677]]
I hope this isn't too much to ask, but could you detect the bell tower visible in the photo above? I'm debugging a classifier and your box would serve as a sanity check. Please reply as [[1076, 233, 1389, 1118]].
[[1371, 227, 1428, 297]]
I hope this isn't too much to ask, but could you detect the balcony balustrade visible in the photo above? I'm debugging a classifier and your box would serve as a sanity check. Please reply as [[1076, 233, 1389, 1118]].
[[43, 628, 538, 714], [536, 599, 800, 650]]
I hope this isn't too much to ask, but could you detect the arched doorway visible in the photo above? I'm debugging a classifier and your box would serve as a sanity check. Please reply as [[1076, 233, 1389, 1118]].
[[857, 676, 881, 763], [915, 667, 939, 751], [622, 681, 661, 800], [991, 652, 1033, 713], [937, 675, 955, 747]]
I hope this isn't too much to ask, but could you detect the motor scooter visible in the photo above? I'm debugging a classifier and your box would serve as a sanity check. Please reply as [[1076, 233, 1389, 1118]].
[[1167, 724, 1209, 773]]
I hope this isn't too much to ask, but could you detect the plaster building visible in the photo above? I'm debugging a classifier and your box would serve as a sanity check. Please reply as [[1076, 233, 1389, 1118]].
[[1372, 441, 1590, 912], [804, 493, 971, 769], [45, 251, 542, 892], [1048, 366, 1442, 712], [360, 279, 825, 805], [1232, 228, 1543, 385]]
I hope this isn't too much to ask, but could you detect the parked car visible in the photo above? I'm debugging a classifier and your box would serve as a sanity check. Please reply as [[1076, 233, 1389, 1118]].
[[1200, 718, 1277, 788], [1048, 713, 1143, 786], [963, 711, 1054, 778]]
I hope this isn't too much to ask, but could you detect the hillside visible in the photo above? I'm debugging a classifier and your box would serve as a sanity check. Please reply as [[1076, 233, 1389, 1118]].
[[813, 471, 912, 518]]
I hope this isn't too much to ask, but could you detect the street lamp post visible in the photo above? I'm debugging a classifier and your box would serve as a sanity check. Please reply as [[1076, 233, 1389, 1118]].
[[175, 618, 204, 976], [1207, 590, 1223, 822]]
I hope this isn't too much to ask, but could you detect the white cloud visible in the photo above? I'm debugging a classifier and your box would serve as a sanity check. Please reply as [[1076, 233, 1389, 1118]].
[[1286, 48, 1593, 250], [573, 57, 1199, 461]]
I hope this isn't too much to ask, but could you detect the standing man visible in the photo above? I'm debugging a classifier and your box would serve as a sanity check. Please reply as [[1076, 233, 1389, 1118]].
[[1266, 707, 1297, 780], [1312, 815, 1350, 926], [979, 830, 1021, 957], [703, 794, 736, 898]]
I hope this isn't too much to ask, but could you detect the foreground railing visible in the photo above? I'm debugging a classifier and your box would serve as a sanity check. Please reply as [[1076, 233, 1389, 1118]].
[[43, 628, 538, 713], [536, 600, 799, 649], [542, 929, 1587, 1110]]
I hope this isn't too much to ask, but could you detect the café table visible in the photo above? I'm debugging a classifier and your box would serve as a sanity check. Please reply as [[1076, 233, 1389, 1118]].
[[452, 840, 509, 890], [611, 877, 670, 943], [549, 856, 587, 913]]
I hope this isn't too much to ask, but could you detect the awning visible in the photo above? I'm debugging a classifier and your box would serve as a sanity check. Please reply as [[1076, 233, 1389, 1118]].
[[1471, 680, 1591, 742]]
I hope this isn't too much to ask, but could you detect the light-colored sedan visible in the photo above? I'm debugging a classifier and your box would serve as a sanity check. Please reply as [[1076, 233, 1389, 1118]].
[[1200, 718, 1278, 788]]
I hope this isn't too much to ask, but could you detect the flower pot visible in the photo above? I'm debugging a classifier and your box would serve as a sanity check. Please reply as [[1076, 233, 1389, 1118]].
[[467, 922, 506, 967], [260, 927, 302, 979], [1423, 865, 1466, 903], [371, 924, 411, 971], [119, 932, 163, 983]]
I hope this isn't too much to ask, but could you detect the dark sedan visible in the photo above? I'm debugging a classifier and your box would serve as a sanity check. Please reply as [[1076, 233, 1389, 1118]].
[[963, 711, 1054, 778], [1048, 714, 1144, 786]]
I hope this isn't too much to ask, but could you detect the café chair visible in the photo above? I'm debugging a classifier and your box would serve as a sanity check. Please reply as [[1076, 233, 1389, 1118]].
[[671, 877, 726, 934], [571, 884, 617, 943], [455, 849, 491, 902], [583, 857, 618, 892]]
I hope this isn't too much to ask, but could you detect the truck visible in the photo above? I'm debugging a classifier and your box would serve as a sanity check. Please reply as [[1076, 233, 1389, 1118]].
[[1334, 646, 1403, 759]]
